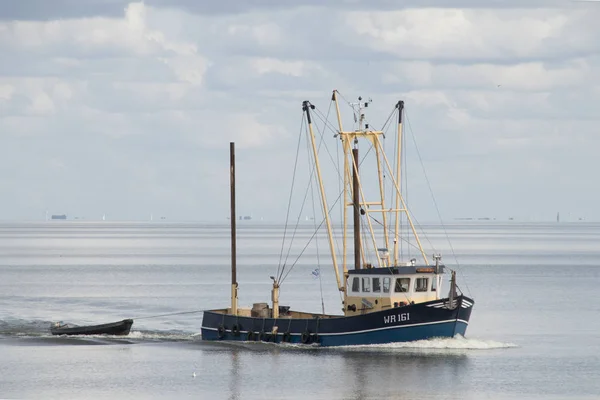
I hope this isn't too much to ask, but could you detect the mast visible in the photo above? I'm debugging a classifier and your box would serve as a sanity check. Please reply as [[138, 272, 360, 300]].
[[333, 92, 383, 270], [329, 92, 429, 288], [352, 148, 361, 269], [333, 91, 349, 289], [303, 101, 343, 291], [229, 142, 238, 316], [377, 142, 429, 264], [394, 101, 404, 265]]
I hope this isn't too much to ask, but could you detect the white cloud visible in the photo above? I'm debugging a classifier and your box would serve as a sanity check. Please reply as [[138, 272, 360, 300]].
[[28, 91, 55, 115], [0, 2, 600, 221], [226, 22, 283, 47], [385, 59, 592, 91], [343, 8, 599, 61], [251, 58, 311, 77], [0, 2, 208, 82], [159, 56, 208, 85], [0, 84, 14, 101]]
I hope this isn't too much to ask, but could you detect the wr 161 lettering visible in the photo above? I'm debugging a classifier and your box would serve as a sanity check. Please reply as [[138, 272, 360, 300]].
[[383, 313, 410, 324]]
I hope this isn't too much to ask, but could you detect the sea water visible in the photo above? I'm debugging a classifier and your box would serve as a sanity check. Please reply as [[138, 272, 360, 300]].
[[0, 221, 599, 399]]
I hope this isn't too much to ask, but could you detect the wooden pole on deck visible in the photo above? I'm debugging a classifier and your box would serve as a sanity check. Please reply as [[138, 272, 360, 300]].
[[230, 142, 238, 315], [353, 148, 361, 270]]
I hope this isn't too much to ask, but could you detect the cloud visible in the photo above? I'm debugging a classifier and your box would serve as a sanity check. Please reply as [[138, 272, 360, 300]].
[[343, 8, 600, 62], [383, 59, 593, 91], [1, 1, 600, 222], [1, 0, 589, 21]]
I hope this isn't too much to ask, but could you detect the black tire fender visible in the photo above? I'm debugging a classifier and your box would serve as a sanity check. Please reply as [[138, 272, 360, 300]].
[[301, 331, 311, 344], [217, 325, 226, 339]]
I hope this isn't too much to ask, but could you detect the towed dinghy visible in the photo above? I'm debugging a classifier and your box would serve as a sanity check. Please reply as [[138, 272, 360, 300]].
[[50, 319, 133, 336]]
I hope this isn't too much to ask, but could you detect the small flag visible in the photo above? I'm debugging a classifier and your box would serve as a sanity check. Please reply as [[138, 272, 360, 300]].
[[311, 268, 320, 279]]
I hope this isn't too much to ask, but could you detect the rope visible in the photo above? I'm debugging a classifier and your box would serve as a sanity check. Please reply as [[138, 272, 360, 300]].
[[309, 163, 326, 315], [278, 103, 346, 307], [277, 115, 305, 280], [278, 116, 321, 282], [132, 310, 204, 320], [403, 113, 410, 260], [280, 184, 346, 284], [278, 102, 340, 287], [405, 111, 472, 297]]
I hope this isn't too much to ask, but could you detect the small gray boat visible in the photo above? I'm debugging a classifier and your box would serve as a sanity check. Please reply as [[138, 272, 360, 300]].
[[50, 319, 134, 336]]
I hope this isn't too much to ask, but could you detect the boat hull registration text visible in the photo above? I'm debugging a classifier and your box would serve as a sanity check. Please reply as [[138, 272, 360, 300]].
[[383, 313, 410, 324]]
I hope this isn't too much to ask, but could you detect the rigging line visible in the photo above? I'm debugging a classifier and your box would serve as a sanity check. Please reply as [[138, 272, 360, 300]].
[[369, 214, 384, 227], [278, 116, 318, 281], [331, 90, 360, 130], [312, 106, 340, 138], [360, 213, 372, 266], [335, 90, 354, 110], [279, 179, 347, 285], [383, 106, 437, 258], [278, 105, 335, 283], [370, 106, 398, 134], [311, 104, 347, 264], [403, 117, 409, 260], [386, 107, 397, 260], [312, 106, 350, 305], [353, 140, 379, 266], [316, 102, 347, 288], [383, 107, 402, 260], [277, 114, 306, 279], [396, 233, 428, 254], [316, 97, 392, 179], [405, 111, 471, 296], [280, 118, 345, 288], [317, 102, 335, 171], [311, 108, 346, 181], [278, 133, 316, 282], [368, 211, 424, 258], [336, 117, 343, 228], [132, 310, 204, 320], [279, 217, 326, 285], [355, 137, 375, 169], [334, 91, 397, 135], [309, 156, 326, 315]]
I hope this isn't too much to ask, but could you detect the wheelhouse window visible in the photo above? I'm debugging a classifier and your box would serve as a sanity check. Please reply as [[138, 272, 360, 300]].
[[351, 277, 360, 293], [362, 277, 371, 292], [431, 276, 437, 292], [395, 278, 410, 293], [373, 277, 381, 293], [383, 277, 390, 293], [415, 277, 428, 292]]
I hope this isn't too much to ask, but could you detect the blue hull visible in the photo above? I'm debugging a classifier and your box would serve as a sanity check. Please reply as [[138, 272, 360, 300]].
[[201, 296, 473, 347]]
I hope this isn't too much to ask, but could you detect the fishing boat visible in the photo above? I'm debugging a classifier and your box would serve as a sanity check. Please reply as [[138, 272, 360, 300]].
[[201, 91, 474, 346], [50, 319, 134, 336]]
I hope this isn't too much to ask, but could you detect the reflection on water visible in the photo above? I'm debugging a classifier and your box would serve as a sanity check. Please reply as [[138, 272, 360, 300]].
[[1, 222, 599, 399], [340, 350, 469, 400], [228, 349, 240, 400], [186, 339, 479, 400]]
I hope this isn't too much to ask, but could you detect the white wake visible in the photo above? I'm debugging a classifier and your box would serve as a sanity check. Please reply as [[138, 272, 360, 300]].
[[338, 335, 517, 351]]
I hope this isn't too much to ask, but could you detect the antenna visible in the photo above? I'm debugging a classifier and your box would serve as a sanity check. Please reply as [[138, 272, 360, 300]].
[[349, 96, 373, 132]]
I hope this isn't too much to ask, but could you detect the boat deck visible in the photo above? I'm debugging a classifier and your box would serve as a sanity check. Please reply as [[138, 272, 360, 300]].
[[208, 308, 340, 319]]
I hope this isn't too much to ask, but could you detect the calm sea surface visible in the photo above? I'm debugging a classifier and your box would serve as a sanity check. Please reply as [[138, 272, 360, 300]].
[[1, 221, 599, 399]]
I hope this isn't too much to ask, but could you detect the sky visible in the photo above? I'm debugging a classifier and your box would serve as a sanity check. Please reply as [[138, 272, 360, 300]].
[[1, 0, 599, 223]]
